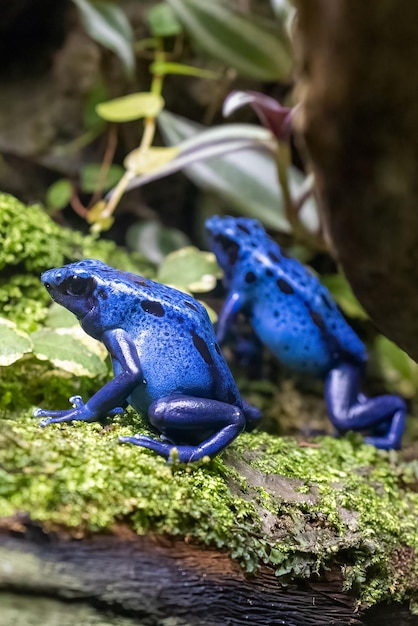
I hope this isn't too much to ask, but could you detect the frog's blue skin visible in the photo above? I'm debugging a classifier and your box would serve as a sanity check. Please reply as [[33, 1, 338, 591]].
[[206, 215, 406, 450], [33, 259, 261, 462]]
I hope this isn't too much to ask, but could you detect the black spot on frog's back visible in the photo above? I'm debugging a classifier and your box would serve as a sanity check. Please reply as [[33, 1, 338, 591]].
[[237, 223, 251, 235], [245, 271, 257, 283], [277, 278, 294, 294], [215, 234, 240, 265], [309, 309, 326, 332], [184, 300, 198, 312], [141, 300, 165, 317], [191, 330, 213, 366], [132, 277, 150, 288], [268, 251, 281, 264]]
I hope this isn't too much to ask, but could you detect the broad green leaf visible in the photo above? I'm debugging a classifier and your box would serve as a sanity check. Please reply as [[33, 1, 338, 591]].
[[150, 61, 220, 80], [31, 329, 107, 378], [45, 303, 78, 329], [107, 111, 319, 234], [71, 0, 135, 78], [166, 0, 292, 81], [321, 274, 368, 320], [124, 146, 180, 174], [147, 2, 182, 37], [0, 318, 32, 366], [126, 221, 190, 264], [157, 111, 290, 231], [81, 163, 125, 193], [157, 246, 222, 292], [374, 336, 418, 398], [96, 93, 164, 122], [46, 179, 72, 210]]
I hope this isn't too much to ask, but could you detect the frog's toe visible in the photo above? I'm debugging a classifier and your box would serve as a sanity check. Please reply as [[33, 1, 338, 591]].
[[69, 395, 85, 408], [39, 417, 61, 427], [33, 407, 70, 419], [118, 434, 173, 458], [108, 406, 125, 417], [119, 434, 154, 446]]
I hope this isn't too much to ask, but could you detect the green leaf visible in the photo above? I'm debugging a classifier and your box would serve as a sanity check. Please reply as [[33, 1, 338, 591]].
[[166, 0, 293, 81], [126, 221, 190, 264], [106, 111, 318, 234], [96, 92, 165, 122], [46, 179, 73, 210], [374, 335, 418, 398], [124, 146, 180, 175], [157, 246, 222, 292], [31, 329, 107, 378], [71, 0, 135, 78], [321, 274, 369, 320], [147, 2, 182, 37], [150, 61, 220, 79], [83, 80, 109, 130], [44, 303, 78, 329], [81, 163, 125, 193], [156, 111, 289, 231], [0, 318, 32, 366]]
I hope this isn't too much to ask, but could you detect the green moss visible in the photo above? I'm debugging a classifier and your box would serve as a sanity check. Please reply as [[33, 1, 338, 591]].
[[1, 410, 418, 609], [0, 193, 154, 275], [0, 193, 155, 331], [0, 275, 50, 332], [0, 358, 108, 411]]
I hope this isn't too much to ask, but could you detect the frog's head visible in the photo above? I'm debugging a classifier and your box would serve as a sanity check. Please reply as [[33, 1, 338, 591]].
[[41, 259, 110, 326], [205, 215, 265, 281], [41, 259, 128, 334]]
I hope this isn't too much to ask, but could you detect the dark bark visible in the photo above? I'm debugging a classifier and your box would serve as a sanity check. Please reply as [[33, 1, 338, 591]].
[[0, 524, 417, 626], [294, 1, 418, 362], [0, 527, 362, 626]]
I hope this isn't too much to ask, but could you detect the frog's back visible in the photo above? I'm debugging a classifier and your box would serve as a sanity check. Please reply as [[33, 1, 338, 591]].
[[240, 237, 367, 376]]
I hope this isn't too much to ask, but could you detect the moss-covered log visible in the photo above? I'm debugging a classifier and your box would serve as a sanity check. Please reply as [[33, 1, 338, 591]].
[[294, 0, 418, 362], [1, 411, 418, 623]]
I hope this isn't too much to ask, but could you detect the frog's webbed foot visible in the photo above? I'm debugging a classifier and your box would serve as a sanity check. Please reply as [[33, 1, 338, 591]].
[[119, 394, 246, 462], [325, 363, 407, 450], [33, 395, 124, 427]]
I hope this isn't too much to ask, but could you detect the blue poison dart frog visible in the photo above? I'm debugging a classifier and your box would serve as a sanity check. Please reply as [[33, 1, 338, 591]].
[[33, 260, 261, 462], [206, 215, 406, 450]]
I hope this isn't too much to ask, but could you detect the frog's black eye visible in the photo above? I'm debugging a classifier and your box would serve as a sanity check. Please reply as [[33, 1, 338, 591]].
[[62, 275, 95, 297]]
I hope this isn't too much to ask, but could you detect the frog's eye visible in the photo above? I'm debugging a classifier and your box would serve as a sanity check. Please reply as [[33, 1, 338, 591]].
[[62, 275, 95, 297]]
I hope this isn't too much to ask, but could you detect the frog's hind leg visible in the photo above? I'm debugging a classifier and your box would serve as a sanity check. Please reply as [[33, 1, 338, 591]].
[[119, 394, 246, 462], [325, 363, 406, 450]]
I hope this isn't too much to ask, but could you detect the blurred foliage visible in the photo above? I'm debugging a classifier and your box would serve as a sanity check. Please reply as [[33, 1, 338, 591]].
[[321, 274, 368, 321], [71, 0, 135, 78], [1, 0, 416, 423]]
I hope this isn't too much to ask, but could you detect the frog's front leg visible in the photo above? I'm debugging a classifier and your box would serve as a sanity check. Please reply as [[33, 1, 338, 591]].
[[216, 290, 244, 343], [119, 394, 246, 462], [34, 329, 143, 427], [324, 363, 406, 449]]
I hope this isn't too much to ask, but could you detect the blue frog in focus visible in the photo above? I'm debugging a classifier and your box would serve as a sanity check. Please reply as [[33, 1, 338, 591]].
[[206, 215, 406, 449], [33, 260, 261, 462]]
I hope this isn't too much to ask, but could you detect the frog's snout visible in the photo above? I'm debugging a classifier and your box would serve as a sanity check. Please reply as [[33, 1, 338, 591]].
[[41, 268, 63, 287]]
